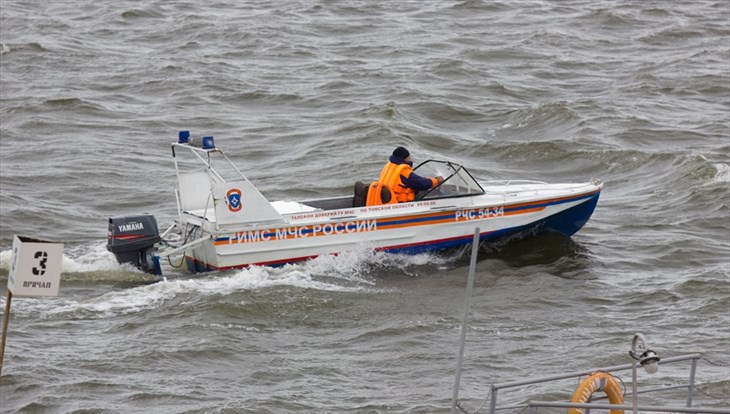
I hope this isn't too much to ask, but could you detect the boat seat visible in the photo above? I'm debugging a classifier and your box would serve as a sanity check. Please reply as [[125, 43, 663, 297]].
[[352, 181, 369, 207], [353, 181, 394, 207]]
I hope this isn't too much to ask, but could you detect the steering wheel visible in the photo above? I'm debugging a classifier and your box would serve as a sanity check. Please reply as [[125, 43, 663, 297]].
[[415, 171, 456, 201]]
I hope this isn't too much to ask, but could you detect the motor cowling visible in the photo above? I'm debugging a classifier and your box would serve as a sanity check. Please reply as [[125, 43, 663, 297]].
[[107, 215, 161, 273]]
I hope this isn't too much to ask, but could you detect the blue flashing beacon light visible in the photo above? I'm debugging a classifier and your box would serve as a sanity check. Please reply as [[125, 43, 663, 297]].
[[202, 136, 215, 150], [178, 130, 190, 144]]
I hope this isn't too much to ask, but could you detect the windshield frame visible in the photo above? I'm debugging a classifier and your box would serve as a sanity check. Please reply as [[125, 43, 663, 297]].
[[412, 159, 485, 201]]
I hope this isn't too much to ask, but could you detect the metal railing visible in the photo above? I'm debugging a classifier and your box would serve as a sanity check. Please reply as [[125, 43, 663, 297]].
[[450, 228, 727, 414], [479, 353, 729, 414], [526, 401, 729, 414]]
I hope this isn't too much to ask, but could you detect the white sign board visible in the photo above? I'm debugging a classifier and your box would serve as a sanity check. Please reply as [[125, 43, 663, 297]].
[[8, 235, 64, 297]]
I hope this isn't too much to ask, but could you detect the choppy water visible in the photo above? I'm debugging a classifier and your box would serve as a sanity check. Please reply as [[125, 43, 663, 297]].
[[1, 1, 728, 413]]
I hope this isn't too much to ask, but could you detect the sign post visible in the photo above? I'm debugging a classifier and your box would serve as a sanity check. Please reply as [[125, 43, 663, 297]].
[[1, 235, 64, 375], [0, 290, 11, 375]]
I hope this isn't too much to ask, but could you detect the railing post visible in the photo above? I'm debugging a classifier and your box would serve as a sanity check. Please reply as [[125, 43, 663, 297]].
[[488, 386, 498, 414], [687, 356, 698, 407], [450, 228, 480, 414]]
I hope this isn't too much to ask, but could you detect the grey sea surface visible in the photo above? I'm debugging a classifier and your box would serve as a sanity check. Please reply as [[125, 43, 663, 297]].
[[1, 1, 728, 413]]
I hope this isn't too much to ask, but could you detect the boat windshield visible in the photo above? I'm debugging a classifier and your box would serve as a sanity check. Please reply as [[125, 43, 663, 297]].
[[412, 160, 485, 200]]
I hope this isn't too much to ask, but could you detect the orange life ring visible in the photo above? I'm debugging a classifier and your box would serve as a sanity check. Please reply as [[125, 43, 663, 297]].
[[568, 371, 624, 414]]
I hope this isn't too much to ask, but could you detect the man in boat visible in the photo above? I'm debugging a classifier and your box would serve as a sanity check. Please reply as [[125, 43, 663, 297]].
[[378, 146, 444, 203]]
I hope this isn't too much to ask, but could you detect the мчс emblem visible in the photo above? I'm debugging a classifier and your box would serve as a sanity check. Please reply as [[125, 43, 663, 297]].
[[226, 188, 242, 212]]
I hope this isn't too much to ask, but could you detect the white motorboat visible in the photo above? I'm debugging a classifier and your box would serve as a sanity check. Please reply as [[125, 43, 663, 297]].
[[107, 132, 603, 276]]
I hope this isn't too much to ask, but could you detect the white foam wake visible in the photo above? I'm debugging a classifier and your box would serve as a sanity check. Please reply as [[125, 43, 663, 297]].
[[0, 241, 129, 274], [0, 243, 456, 319], [710, 162, 729, 185]]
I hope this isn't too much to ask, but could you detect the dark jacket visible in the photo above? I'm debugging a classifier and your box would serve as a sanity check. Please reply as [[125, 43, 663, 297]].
[[389, 155, 434, 191]]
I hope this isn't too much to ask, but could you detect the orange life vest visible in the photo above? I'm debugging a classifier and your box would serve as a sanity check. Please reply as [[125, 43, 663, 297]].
[[364, 163, 411, 206], [364, 163, 404, 206], [379, 162, 414, 203], [365, 181, 394, 206], [365, 162, 438, 206]]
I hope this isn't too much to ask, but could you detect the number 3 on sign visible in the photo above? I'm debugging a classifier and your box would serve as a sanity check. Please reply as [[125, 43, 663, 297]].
[[32, 251, 48, 276], [7, 236, 63, 297]]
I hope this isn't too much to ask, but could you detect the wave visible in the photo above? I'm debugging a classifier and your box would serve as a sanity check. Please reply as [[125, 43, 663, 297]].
[[578, 7, 646, 27], [119, 8, 166, 20], [0, 242, 464, 321], [42, 97, 108, 112], [708, 162, 730, 186], [0, 243, 155, 282], [0, 42, 47, 54]]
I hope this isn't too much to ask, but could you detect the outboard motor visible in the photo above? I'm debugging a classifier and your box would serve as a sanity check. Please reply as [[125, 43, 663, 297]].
[[107, 215, 161, 274]]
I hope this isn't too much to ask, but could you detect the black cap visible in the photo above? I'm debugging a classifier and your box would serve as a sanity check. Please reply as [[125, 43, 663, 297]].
[[392, 146, 410, 159]]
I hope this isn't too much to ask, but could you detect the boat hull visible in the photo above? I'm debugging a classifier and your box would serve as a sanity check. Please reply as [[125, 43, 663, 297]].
[[181, 186, 601, 273]]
